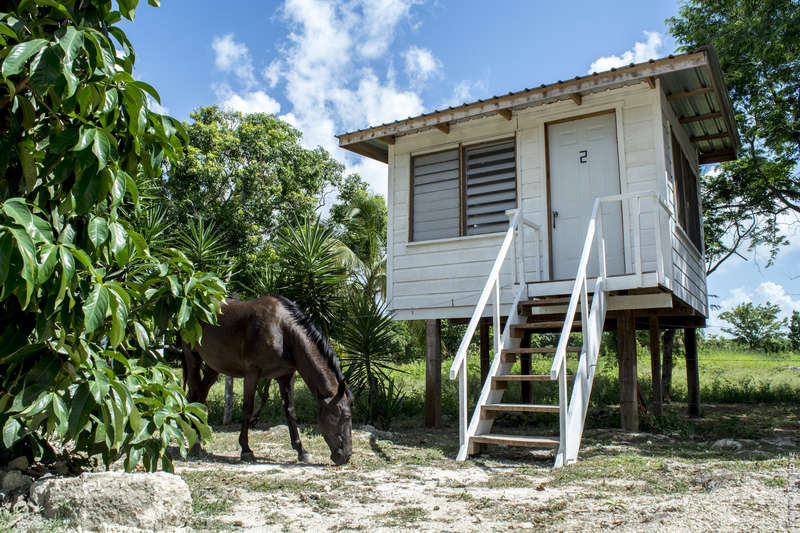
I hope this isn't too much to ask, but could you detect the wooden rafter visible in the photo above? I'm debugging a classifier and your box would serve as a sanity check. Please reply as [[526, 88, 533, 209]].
[[646, 76, 656, 89], [690, 132, 729, 143], [435, 123, 450, 134], [679, 111, 722, 124], [497, 109, 513, 120], [666, 86, 713, 100], [378, 135, 395, 145], [699, 149, 736, 164], [569, 93, 582, 106]]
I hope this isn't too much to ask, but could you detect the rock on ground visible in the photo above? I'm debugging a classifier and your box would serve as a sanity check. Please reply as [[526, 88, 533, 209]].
[[29, 471, 191, 530]]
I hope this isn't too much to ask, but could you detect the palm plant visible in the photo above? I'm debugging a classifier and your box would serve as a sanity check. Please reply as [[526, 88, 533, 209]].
[[338, 291, 402, 422], [175, 218, 234, 281], [274, 218, 348, 335]]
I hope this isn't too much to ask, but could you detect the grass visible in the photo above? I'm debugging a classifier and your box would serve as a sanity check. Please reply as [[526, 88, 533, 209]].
[[198, 343, 800, 440]]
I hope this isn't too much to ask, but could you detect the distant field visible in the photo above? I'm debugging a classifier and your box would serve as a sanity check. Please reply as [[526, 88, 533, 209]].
[[203, 346, 800, 428]]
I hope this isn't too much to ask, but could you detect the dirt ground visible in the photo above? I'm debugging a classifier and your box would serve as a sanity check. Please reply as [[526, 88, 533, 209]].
[[176, 403, 800, 533]]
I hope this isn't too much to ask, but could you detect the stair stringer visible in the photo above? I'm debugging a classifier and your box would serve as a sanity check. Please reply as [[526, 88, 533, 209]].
[[458, 283, 527, 460], [554, 278, 608, 467]]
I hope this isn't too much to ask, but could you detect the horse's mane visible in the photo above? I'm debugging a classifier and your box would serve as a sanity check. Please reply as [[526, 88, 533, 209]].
[[273, 295, 347, 389]]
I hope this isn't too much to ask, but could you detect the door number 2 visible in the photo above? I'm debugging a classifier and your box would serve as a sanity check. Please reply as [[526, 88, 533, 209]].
[[579, 150, 588, 164]]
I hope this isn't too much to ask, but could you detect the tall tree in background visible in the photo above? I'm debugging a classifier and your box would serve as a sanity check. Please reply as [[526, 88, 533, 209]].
[[719, 301, 787, 351], [330, 175, 388, 297], [669, 0, 799, 274], [162, 107, 345, 292]]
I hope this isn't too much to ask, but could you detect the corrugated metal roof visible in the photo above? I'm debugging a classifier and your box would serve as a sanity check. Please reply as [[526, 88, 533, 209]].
[[336, 46, 739, 165]]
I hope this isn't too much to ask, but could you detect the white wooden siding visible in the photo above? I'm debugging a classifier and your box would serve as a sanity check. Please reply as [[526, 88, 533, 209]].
[[386, 81, 707, 320]]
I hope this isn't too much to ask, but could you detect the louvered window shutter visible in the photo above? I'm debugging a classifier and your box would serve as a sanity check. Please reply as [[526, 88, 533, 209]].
[[464, 139, 517, 235], [412, 149, 460, 241]]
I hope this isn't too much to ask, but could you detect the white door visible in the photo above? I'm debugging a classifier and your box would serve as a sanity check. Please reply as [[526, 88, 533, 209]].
[[548, 112, 624, 280]]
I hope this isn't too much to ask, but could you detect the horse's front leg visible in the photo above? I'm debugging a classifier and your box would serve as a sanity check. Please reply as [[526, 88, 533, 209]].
[[278, 374, 312, 463], [239, 374, 257, 462]]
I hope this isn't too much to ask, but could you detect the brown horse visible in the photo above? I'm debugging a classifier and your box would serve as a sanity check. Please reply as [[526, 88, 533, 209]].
[[182, 295, 352, 465]]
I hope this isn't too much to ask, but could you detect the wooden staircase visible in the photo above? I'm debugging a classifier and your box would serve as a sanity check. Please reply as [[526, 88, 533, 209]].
[[464, 296, 579, 457], [449, 202, 614, 467]]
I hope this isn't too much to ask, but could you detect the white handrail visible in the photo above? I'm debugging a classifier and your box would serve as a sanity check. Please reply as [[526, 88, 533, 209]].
[[448, 209, 521, 380], [448, 207, 542, 458]]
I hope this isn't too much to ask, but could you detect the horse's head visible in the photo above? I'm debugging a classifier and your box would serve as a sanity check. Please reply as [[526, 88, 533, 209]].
[[317, 380, 353, 465]]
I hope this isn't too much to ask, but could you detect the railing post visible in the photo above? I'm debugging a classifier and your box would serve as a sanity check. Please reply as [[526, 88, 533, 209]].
[[519, 218, 527, 287], [493, 277, 501, 358], [653, 196, 665, 285], [632, 196, 642, 281], [596, 210, 607, 279], [558, 351, 568, 465], [458, 362, 467, 452]]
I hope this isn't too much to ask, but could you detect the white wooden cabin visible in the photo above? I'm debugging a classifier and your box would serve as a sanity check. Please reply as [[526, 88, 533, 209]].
[[337, 47, 738, 466]]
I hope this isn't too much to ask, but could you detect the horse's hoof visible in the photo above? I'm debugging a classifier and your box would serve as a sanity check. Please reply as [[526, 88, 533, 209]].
[[299, 452, 313, 464], [241, 451, 256, 463]]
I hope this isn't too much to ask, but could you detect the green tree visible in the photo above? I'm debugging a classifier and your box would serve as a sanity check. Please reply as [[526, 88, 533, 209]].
[[162, 107, 345, 292], [668, 0, 799, 273], [719, 302, 787, 351], [790, 310, 800, 351], [0, 0, 224, 471]]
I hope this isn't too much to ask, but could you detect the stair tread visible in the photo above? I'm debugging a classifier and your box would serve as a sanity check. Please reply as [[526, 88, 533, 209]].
[[482, 403, 560, 413], [502, 347, 581, 354], [492, 374, 574, 381], [521, 297, 587, 307], [512, 321, 582, 330], [471, 434, 560, 448]]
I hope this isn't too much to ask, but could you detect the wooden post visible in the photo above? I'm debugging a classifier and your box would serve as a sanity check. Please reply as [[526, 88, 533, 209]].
[[648, 316, 663, 417], [480, 319, 490, 386], [223, 376, 234, 425], [662, 329, 675, 402], [520, 333, 532, 404], [617, 311, 638, 431], [425, 319, 442, 428], [684, 327, 702, 418]]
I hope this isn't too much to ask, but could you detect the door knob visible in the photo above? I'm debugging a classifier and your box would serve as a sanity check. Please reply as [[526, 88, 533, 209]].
[[552, 210, 559, 229]]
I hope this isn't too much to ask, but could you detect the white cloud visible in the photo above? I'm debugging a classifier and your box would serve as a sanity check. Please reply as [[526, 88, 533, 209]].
[[441, 79, 487, 109], [356, 0, 418, 59], [264, 59, 283, 88], [212, 33, 257, 87], [404, 46, 440, 83], [147, 97, 169, 115], [710, 281, 800, 333], [221, 90, 281, 115], [588, 31, 666, 74]]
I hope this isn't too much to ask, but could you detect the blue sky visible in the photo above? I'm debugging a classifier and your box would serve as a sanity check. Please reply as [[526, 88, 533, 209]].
[[122, 0, 799, 332]]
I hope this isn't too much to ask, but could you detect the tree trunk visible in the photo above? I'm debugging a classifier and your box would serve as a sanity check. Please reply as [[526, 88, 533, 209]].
[[223, 376, 234, 425], [617, 311, 638, 431], [662, 329, 675, 402], [648, 316, 663, 417], [684, 327, 702, 418], [425, 319, 442, 428]]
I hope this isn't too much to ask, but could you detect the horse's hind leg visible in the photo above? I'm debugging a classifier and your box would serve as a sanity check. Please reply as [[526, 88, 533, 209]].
[[249, 378, 271, 428], [239, 374, 257, 462], [278, 374, 312, 463]]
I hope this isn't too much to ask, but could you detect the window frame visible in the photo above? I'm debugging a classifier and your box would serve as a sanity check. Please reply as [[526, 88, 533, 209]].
[[409, 135, 518, 242]]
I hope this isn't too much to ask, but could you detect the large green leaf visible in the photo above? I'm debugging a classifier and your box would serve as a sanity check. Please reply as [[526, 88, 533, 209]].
[[1, 38, 47, 77], [88, 217, 109, 247], [56, 26, 83, 63], [29, 45, 62, 91], [92, 129, 111, 170], [83, 283, 110, 333], [2, 418, 21, 448]]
